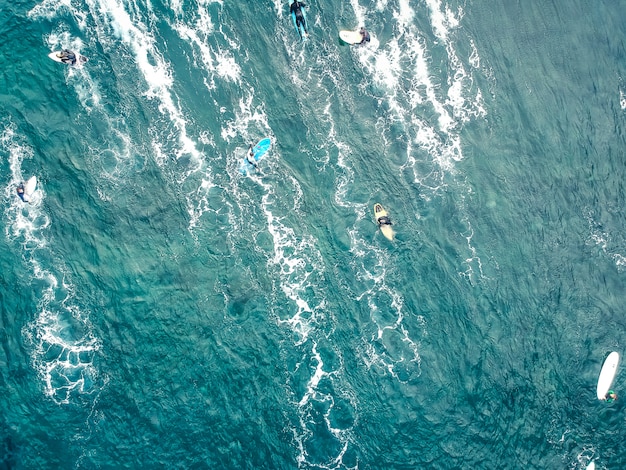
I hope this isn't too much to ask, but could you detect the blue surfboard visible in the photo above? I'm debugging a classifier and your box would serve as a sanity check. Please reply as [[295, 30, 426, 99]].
[[240, 138, 272, 175], [289, 0, 308, 40]]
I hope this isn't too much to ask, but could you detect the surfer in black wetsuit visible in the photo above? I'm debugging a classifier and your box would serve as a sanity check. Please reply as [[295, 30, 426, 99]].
[[290, 0, 308, 38], [58, 49, 77, 66], [605, 390, 617, 402], [377, 215, 392, 226], [359, 27, 371, 45], [16, 184, 25, 202], [247, 144, 258, 168]]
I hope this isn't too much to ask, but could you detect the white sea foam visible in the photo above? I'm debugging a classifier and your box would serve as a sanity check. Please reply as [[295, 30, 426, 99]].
[[221, 94, 269, 143], [261, 182, 322, 344], [261, 198, 346, 466], [272, 0, 283, 17], [46, 30, 102, 112], [354, 0, 485, 184], [459, 214, 485, 283], [167, 0, 183, 17], [585, 210, 626, 271], [30, 3, 144, 186], [1, 126, 101, 404], [424, 0, 460, 41], [395, 0, 414, 29], [348, 0, 488, 284], [172, 3, 241, 87], [348, 0, 367, 27], [186, 173, 217, 235], [349, 223, 424, 380], [27, 0, 72, 19], [468, 39, 481, 69], [225, 145, 356, 468], [373, 38, 402, 91], [291, 342, 356, 469], [26, 263, 101, 404], [305, 92, 426, 383], [84, 0, 202, 163]]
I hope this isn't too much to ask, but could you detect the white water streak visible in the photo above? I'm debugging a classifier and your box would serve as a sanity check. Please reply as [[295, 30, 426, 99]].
[[2, 125, 101, 404]]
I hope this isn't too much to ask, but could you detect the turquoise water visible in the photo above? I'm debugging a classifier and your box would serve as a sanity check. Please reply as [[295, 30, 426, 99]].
[[1, 0, 625, 468]]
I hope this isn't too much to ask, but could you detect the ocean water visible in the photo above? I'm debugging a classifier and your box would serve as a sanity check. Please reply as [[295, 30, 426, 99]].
[[1, 0, 625, 468]]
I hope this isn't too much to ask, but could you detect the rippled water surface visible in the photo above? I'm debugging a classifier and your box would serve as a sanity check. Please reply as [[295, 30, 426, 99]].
[[1, 0, 625, 468]]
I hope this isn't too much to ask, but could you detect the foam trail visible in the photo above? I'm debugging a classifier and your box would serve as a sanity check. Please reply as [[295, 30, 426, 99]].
[[585, 210, 626, 271], [28, 0, 73, 20], [260, 177, 322, 344], [226, 150, 357, 468], [358, 0, 486, 182], [276, 26, 424, 385], [26, 263, 102, 404], [349, 0, 488, 283], [29, 2, 150, 188], [348, 0, 367, 27], [83, 0, 202, 165], [259, 179, 357, 468], [170, 0, 241, 89], [2, 125, 101, 404], [305, 92, 425, 382]]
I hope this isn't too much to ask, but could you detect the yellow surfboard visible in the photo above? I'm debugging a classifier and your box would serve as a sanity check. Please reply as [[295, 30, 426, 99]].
[[374, 203, 394, 241]]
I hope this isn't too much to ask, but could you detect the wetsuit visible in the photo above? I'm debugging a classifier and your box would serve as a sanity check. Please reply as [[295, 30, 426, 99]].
[[359, 29, 371, 44], [247, 145, 258, 167], [59, 49, 77, 65], [290, 1, 307, 35]]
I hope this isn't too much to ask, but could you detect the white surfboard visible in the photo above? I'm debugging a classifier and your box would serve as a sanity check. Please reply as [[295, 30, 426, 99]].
[[21, 176, 37, 203], [597, 351, 619, 400], [339, 30, 363, 45], [586, 461, 595, 470], [49, 51, 88, 67]]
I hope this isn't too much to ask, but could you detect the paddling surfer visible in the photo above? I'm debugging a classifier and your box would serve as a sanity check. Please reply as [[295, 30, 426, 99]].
[[247, 144, 258, 169], [290, 0, 308, 38], [16, 183, 25, 201], [359, 27, 371, 45], [377, 215, 392, 227], [57, 49, 77, 66]]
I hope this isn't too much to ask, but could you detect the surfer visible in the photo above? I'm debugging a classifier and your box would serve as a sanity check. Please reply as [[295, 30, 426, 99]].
[[359, 27, 371, 45], [290, 0, 308, 37], [377, 215, 392, 227], [16, 184, 25, 201], [605, 390, 617, 402], [57, 49, 77, 66], [247, 144, 258, 169], [374, 203, 394, 240]]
